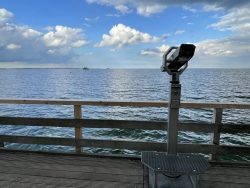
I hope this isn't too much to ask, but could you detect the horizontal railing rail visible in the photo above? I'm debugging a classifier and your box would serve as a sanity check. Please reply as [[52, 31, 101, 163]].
[[0, 117, 249, 133], [0, 98, 249, 160], [0, 135, 249, 155], [0, 98, 250, 109]]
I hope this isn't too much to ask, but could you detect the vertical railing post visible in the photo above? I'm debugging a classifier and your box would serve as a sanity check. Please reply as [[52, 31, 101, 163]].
[[74, 105, 82, 153], [211, 108, 223, 160]]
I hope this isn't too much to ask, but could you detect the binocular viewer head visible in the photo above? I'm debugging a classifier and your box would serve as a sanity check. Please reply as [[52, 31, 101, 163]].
[[161, 44, 196, 74]]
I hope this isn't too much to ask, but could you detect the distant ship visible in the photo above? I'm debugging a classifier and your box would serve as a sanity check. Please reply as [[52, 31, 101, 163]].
[[82, 67, 89, 70]]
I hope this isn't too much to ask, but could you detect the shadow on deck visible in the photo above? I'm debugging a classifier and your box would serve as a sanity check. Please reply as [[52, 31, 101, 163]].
[[0, 150, 249, 188]]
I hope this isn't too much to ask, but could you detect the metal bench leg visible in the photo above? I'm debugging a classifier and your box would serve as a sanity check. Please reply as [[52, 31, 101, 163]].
[[189, 175, 199, 188], [153, 171, 158, 188]]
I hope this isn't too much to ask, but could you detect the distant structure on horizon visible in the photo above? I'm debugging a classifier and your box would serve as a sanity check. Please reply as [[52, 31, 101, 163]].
[[82, 66, 89, 70]]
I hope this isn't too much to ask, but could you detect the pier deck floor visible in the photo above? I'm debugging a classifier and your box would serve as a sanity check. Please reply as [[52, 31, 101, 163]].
[[0, 150, 249, 188]]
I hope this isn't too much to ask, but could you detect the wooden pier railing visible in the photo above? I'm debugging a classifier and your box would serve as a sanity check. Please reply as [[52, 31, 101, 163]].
[[0, 98, 249, 160]]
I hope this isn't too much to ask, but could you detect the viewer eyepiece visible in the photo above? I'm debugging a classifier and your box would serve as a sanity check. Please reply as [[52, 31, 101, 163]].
[[161, 44, 196, 74]]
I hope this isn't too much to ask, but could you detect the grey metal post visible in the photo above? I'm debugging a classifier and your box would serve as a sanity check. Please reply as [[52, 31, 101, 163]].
[[167, 73, 181, 155], [0, 142, 4, 148]]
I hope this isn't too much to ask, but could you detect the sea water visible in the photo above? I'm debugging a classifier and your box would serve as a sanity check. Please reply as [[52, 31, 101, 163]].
[[0, 69, 249, 159]]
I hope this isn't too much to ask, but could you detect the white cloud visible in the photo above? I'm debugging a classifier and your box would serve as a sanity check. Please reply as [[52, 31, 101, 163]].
[[0, 23, 42, 46], [84, 16, 99, 22], [136, 4, 167, 17], [86, 0, 249, 16], [45, 26, 54, 31], [106, 13, 121, 17], [72, 40, 87, 47], [85, 0, 169, 16], [97, 23, 160, 48], [22, 28, 41, 38], [83, 16, 100, 28], [47, 49, 56, 55], [174, 30, 185, 35], [0, 8, 13, 24], [182, 5, 197, 13], [193, 34, 250, 68], [203, 4, 223, 12], [84, 17, 91, 22], [43, 25, 87, 48], [196, 39, 234, 57], [0, 8, 88, 65], [141, 38, 249, 58], [141, 44, 170, 56], [140, 35, 250, 68], [195, 33, 250, 58], [209, 6, 250, 34], [115, 4, 130, 13], [6, 43, 21, 50], [192, 4, 250, 67], [86, 0, 130, 14]]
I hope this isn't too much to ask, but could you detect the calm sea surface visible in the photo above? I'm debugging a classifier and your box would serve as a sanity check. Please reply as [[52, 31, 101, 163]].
[[0, 69, 249, 158]]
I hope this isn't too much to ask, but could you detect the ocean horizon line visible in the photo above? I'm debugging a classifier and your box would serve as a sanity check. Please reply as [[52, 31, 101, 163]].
[[0, 67, 249, 70]]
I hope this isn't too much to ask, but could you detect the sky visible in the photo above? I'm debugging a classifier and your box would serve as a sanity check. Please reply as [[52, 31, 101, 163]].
[[0, 0, 249, 68]]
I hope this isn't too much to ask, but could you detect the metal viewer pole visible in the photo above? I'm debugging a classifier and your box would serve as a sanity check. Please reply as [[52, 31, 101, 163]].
[[167, 72, 181, 155], [161, 44, 193, 155], [141, 44, 208, 188]]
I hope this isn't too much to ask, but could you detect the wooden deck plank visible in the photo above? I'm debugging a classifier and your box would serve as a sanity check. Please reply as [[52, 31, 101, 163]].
[[0, 151, 141, 169], [0, 151, 249, 188], [200, 180, 249, 188], [0, 160, 142, 176], [0, 156, 140, 171], [200, 174, 250, 184], [0, 174, 143, 188], [0, 165, 142, 183], [200, 162, 250, 187], [0, 151, 144, 187], [0, 151, 140, 166], [0, 149, 139, 163], [205, 167, 250, 177], [0, 150, 140, 163]]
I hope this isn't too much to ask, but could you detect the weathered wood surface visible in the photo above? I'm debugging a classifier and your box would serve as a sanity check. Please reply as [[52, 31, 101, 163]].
[[0, 150, 144, 188], [0, 135, 249, 155], [0, 99, 249, 159], [74, 105, 82, 153], [0, 151, 249, 188], [1, 117, 249, 133], [0, 98, 250, 109], [211, 108, 223, 160], [200, 161, 250, 188]]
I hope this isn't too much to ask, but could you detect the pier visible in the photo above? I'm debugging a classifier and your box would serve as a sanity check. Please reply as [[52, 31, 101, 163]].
[[0, 98, 249, 187]]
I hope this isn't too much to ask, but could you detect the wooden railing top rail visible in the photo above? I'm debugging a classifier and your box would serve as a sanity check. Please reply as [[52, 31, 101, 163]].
[[0, 98, 250, 109]]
